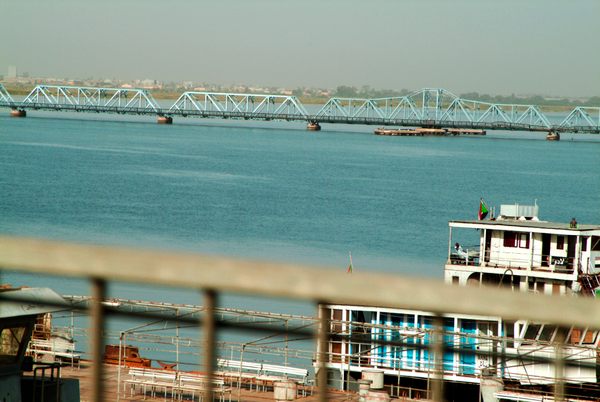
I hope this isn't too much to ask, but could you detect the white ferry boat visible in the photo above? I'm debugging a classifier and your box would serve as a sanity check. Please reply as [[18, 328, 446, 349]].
[[319, 204, 600, 402]]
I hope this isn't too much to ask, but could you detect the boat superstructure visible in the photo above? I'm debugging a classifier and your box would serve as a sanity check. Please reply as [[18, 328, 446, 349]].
[[320, 204, 600, 401], [446, 204, 600, 295]]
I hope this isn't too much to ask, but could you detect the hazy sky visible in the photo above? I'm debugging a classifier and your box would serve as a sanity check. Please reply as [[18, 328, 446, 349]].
[[1, 0, 599, 97]]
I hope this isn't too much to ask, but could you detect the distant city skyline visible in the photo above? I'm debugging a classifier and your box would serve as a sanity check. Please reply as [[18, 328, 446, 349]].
[[1, 0, 599, 98]]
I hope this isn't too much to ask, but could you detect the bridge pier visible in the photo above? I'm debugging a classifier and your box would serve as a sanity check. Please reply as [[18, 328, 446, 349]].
[[10, 109, 26, 118], [546, 131, 560, 141], [157, 116, 173, 124], [307, 121, 321, 131]]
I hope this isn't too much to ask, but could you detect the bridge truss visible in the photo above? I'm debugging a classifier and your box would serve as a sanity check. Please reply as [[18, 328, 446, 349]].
[[169, 92, 308, 120], [315, 88, 552, 131], [0, 84, 15, 105], [558, 107, 600, 132], [0, 84, 598, 133], [20, 85, 160, 114]]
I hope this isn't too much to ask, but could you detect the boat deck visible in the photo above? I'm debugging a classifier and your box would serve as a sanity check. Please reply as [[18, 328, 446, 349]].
[[53, 363, 370, 402]]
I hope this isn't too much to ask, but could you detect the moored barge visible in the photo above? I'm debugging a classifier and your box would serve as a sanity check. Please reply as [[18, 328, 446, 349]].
[[374, 127, 486, 136]]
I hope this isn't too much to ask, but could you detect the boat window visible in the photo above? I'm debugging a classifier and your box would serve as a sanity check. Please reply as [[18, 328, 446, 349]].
[[538, 325, 556, 342], [421, 316, 433, 328], [582, 329, 597, 345], [504, 321, 515, 348], [518, 233, 530, 248], [477, 322, 491, 336], [332, 309, 343, 333], [581, 237, 588, 252], [524, 324, 542, 341], [555, 327, 569, 343], [570, 328, 582, 344], [404, 314, 415, 328], [0, 326, 27, 364], [351, 310, 371, 324], [557, 236, 565, 250], [592, 236, 600, 251], [503, 231, 518, 248], [390, 313, 403, 328]]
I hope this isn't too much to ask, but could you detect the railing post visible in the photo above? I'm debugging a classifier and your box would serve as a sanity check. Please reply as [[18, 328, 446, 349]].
[[317, 303, 329, 402], [203, 289, 217, 402], [432, 315, 445, 402], [554, 327, 566, 402], [91, 278, 106, 402], [116, 332, 124, 402]]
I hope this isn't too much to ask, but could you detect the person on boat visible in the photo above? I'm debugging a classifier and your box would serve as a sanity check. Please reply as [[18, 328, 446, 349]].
[[455, 243, 468, 259]]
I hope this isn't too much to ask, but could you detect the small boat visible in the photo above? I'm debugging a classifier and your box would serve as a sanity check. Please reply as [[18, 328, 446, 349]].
[[307, 121, 321, 131], [546, 131, 560, 141]]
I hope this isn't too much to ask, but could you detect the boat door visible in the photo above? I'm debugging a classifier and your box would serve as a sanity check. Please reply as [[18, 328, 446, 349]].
[[476, 322, 494, 371], [542, 234, 551, 267], [420, 316, 455, 373], [460, 320, 477, 375], [421, 317, 433, 371], [484, 230, 492, 263], [443, 318, 454, 373], [567, 236, 577, 270]]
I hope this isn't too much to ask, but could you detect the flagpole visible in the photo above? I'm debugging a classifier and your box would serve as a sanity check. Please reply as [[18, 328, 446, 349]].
[[347, 251, 354, 274]]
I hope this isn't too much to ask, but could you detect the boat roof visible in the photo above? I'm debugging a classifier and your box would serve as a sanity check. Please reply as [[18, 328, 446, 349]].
[[450, 219, 600, 234], [0, 287, 68, 319]]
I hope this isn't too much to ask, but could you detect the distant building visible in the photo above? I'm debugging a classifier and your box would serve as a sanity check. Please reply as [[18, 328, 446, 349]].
[[7, 65, 17, 79], [135, 79, 162, 90]]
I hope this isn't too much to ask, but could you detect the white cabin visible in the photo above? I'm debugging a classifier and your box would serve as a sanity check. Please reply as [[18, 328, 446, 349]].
[[445, 204, 600, 295]]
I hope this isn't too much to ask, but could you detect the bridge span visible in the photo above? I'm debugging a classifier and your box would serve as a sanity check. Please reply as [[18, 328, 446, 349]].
[[1, 84, 598, 134]]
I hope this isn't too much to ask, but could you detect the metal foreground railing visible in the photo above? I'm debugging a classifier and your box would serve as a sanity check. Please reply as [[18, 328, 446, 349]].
[[2, 236, 600, 401]]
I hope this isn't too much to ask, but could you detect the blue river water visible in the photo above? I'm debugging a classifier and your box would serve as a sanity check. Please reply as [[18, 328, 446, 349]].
[[1, 113, 599, 316]]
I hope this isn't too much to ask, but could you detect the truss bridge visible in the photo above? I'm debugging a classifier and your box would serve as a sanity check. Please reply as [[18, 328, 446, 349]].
[[1, 84, 599, 134]]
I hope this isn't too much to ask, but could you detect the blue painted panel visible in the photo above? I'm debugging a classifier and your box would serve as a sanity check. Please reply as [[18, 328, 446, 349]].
[[460, 319, 477, 375], [443, 318, 455, 372], [385, 320, 392, 367], [390, 314, 402, 369], [405, 314, 415, 368], [421, 317, 433, 370], [371, 318, 385, 365]]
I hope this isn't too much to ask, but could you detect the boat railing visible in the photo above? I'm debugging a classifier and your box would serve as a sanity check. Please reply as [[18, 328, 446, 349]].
[[451, 248, 580, 272], [2, 236, 600, 402], [448, 244, 480, 265]]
